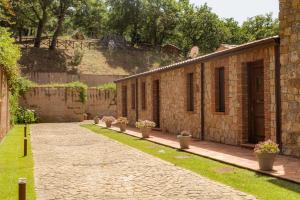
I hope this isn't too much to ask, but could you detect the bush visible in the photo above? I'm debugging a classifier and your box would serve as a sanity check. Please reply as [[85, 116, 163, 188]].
[[97, 82, 116, 91], [71, 48, 84, 66], [16, 107, 38, 124]]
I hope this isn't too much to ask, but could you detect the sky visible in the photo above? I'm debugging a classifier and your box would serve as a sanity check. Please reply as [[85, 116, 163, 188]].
[[190, 0, 279, 24]]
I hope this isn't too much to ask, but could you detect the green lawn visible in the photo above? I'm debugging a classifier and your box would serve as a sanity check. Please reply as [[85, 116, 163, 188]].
[[0, 125, 36, 200], [82, 124, 300, 200]]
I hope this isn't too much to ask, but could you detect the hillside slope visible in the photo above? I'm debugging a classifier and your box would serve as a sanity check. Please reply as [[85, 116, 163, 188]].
[[19, 47, 183, 76]]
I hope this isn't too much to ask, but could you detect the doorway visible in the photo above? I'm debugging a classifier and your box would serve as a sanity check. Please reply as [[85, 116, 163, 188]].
[[248, 61, 265, 143]]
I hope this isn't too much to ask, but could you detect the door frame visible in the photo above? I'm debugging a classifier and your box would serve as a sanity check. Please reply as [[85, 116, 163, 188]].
[[247, 60, 265, 143]]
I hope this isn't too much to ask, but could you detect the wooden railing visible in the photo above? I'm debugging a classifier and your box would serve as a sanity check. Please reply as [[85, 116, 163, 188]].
[[16, 36, 100, 50]]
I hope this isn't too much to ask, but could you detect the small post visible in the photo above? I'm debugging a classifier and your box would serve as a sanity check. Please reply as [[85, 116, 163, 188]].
[[18, 178, 26, 200], [24, 138, 27, 157]]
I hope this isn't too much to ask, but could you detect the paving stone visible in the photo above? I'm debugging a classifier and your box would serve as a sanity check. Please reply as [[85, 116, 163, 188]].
[[31, 123, 256, 200]]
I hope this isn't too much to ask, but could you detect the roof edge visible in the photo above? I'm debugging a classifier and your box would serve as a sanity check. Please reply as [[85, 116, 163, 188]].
[[115, 36, 279, 83]]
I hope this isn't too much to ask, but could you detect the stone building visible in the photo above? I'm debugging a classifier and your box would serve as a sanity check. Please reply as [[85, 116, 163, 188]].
[[0, 67, 10, 139], [115, 0, 300, 158]]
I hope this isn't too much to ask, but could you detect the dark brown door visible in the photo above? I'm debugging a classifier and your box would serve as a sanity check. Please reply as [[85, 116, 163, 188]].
[[122, 86, 128, 117], [248, 61, 265, 143], [152, 80, 160, 128]]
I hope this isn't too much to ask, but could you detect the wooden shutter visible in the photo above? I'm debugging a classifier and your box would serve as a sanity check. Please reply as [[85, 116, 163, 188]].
[[131, 83, 136, 109], [187, 73, 194, 111], [122, 86, 128, 117], [215, 67, 225, 112], [141, 82, 146, 110]]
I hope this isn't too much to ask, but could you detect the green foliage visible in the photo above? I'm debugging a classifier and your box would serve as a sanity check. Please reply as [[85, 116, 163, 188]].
[[0, 125, 36, 200], [241, 13, 279, 41], [15, 107, 38, 124], [71, 47, 84, 66], [38, 82, 88, 103], [97, 82, 116, 91], [10, 77, 35, 125], [83, 124, 300, 200], [0, 27, 21, 90]]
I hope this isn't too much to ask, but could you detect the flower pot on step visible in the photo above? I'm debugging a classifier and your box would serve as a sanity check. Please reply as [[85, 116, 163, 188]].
[[105, 121, 112, 128], [255, 152, 277, 171], [94, 117, 99, 124], [119, 124, 127, 132], [141, 127, 151, 138], [177, 135, 191, 149]]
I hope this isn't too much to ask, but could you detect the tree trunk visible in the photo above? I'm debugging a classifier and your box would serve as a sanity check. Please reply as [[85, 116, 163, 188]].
[[34, 12, 47, 48], [50, 14, 65, 50]]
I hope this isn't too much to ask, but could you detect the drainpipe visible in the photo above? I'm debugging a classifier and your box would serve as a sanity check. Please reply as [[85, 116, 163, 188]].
[[274, 38, 282, 151], [136, 78, 139, 122], [200, 63, 205, 140]]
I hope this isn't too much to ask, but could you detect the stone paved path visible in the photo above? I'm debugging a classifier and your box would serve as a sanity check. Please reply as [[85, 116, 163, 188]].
[[31, 123, 256, 200]]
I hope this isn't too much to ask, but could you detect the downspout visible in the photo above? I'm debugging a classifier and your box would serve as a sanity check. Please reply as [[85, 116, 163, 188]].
[[274, 38, 282, 151], [136, 78, 139, 122], [200, 63, 205, 140]]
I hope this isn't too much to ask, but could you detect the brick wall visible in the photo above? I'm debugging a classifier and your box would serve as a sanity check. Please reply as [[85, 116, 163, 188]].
[[20, 87, 116, 122], [0, 67, 10, 140], [279, 0, 300, 157], [22, 72, 126, 87]]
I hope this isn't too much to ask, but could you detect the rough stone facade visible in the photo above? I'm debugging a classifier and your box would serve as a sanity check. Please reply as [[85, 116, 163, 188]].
[[204, 44, 277, 145], [0, 67, 10, 139], [22, 72, 125, 87], [20, 87, 116, 122], [117, 64, 201, 138], [279, 0, 300, 157], [116, 40, 278, 148]]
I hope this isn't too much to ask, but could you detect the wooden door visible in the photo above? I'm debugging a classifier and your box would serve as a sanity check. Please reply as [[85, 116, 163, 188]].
[[122, 86, 128, 117], [248, 61, 265, 143], [152, 80, 160, 128]]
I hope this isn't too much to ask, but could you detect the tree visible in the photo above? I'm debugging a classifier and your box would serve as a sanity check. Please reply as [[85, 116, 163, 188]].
[[222, 18, 247, 45], [241, 13, 279, 41], [50, 0, 76, 50], [179, 4, 225, 54], [72, 0, 108, 38]]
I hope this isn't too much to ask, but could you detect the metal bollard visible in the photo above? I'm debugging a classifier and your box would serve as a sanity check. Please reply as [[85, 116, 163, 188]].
[[24, 138, 27, 157], [18, 178, 26, 200]]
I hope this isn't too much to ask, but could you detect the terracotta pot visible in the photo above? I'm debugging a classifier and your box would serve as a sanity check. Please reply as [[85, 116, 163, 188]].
[[94, 117, 99, 124], [105, 121, 112, 128], [256, 152, 277, 171], [141, 127, 151, 138], [177, 135, 191, 149], [119, 124, 127, 132]]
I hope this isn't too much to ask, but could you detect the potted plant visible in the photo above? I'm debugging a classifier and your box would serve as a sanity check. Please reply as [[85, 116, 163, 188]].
[[135, 120, 156, 138], [94, 116, 100, 124], [177, 130, 192, 149], [117, 117, 128, 132], [254, 140, 280, 171], [102, 116, 115, 128]]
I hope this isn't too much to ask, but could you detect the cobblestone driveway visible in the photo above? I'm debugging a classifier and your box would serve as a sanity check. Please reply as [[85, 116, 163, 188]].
[[31, 123, 256, 200]]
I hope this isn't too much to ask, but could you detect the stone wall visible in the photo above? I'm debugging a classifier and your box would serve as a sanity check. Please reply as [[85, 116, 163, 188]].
[[279, 0, 300, 157], [116, 41, 278, 146], [22, 72, 125, 87], [0, 67, 10, 139], [20, 87, 116, 122], [204, 44, 277, 145], [117, 64, 201, 138]]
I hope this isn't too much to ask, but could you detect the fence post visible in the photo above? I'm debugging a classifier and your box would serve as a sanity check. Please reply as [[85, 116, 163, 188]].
[[18, 178, 26, 200], [24, 138, 27, 157]]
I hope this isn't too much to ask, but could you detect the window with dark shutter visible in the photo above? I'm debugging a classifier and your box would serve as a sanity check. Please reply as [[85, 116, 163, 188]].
[[122, 85, 128, 117], [141, 82, 146, 110], [131, 83, 136, 109], [215, 67, 225, 112], [187, 73, 194, 111]]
